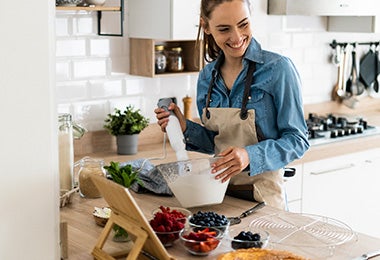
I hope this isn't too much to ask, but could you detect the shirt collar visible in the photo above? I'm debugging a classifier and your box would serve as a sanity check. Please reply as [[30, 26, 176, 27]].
[[210, 36, 264, 76]]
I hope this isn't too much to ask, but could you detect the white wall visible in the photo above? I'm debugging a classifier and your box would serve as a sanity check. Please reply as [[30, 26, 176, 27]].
[[0, 1, 59, 260], [55, 0, 380, 133]]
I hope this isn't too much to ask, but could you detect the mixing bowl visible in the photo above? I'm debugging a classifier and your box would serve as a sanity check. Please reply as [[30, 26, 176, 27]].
[[156, 158, 229, 208]]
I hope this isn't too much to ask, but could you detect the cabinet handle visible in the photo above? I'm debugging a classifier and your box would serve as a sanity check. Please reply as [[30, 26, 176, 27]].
[[309, 163, 355, 175]]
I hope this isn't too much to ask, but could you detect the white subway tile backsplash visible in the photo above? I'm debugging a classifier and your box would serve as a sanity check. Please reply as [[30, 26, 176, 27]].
[[108, 97, 144, 117], [56, 81, 88, 102], [125, 80, 144, 95], [56, 61, 71, 81], [72, 59, 108, 78], [73, 16, 96, 35], [292, 33, 314, 48], [72, 100, 108, 130], [56, 39, 86, 57], [90, 39, 110, 56], [89, 79, 123, 98], [268, 33, 292, 49], [55, 17, 69, 36]]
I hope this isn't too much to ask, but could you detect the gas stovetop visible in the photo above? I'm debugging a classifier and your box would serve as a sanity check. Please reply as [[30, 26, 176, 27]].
[[305, 113, 380, 146]]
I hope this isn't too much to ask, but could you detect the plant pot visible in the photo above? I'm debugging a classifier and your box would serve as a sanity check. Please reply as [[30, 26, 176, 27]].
[[116, 134, 138, 155]]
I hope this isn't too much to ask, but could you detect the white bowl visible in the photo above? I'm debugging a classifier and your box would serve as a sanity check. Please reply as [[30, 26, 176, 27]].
[[156, 158, 229, 208]]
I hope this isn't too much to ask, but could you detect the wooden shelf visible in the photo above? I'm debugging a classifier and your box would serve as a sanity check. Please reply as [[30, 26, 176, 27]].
[[56, 6, 121, 11], [56, 1, 124, 36], [129, 38, 203, 77]]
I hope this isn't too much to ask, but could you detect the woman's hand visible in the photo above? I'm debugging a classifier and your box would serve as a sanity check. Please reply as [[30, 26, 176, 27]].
[[211, 147, 250, 183], [154, 102, 187, 132]]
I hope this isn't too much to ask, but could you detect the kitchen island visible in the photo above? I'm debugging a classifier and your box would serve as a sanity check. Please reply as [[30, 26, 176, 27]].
[[61, 189, 380, 260]]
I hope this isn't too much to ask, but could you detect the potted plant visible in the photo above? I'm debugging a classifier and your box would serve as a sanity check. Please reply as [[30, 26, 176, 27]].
[[103, 161, 144, 242], [104, 105, 149, 155]]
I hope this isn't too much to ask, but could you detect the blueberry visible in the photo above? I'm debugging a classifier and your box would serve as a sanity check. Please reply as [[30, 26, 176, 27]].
[[252, 233, 261, 241]]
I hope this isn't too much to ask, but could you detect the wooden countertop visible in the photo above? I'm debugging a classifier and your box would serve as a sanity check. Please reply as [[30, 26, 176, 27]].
[[63, 97, 380, 259], [61, 192, 380, 260]]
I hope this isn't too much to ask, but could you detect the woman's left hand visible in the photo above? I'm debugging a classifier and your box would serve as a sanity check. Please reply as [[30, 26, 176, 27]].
[[211, 147, 250, 183]]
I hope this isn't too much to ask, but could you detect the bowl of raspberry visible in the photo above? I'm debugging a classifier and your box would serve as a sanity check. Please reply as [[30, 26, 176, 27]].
[[149, 205, 190, 247]]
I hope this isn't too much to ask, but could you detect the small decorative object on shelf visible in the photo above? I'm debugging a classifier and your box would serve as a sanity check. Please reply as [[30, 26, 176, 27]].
[[56, 0, 83, 6], [167, 47, 184, 72], [85, 0, 106, 6], [155, 45, 167, 74]]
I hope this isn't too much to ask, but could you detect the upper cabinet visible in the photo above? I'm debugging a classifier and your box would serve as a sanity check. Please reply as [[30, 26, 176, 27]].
[[128, 0, 200, 40], [268, 0, 379, 16], [128, 0, 202, 77], [268, 0, 379, 33]]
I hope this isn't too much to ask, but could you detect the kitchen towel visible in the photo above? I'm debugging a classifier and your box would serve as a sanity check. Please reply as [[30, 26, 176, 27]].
[[120, 159, 173, 195]]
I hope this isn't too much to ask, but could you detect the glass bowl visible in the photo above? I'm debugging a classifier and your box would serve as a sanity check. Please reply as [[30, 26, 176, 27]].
[[226, 226, 269, 250], [156, 158, 229, 207], [154, 229, 183, 247], [179, 227, 223, 256], [188, 211, 230, 234], [151, 206, 192, 225]]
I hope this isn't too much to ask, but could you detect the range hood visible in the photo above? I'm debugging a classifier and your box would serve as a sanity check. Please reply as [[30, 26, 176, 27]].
[[268, 0, 379, 16]]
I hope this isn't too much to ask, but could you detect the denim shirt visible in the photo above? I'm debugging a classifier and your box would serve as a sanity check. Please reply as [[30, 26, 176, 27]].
[[184, 38, 310, 175]]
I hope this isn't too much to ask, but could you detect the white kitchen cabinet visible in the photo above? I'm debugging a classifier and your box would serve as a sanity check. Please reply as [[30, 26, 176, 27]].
[[302, 148, 380, 238], [128, 0, 202, 77], [284, 164, 303, 213], [128, 0, 200, 40]]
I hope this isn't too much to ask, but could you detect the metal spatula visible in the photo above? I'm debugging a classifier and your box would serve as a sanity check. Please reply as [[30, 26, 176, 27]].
[[227, 202, 265, 225]]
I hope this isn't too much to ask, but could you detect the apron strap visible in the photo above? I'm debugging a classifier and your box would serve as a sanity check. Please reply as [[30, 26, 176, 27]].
[[205, 59, 256, 120], [205, 57, 224, 119], [240, 62, 256, 120]]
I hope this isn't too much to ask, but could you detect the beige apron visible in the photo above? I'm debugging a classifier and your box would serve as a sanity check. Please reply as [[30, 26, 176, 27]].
[[201, 62, 286, 209]]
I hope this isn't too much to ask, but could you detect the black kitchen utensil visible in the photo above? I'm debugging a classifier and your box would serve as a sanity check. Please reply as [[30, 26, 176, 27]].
[[346, 47, 365, 96], [374, 47, 379, 93], [227, 202, 265, 225], [359, 45, 379, 88]]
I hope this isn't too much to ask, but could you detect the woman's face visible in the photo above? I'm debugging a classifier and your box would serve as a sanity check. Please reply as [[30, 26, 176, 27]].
[[204, 0, 252, 60]]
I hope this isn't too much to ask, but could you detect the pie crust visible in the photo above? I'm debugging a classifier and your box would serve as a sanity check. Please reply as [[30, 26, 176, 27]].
[[217, 248, 308, 260]]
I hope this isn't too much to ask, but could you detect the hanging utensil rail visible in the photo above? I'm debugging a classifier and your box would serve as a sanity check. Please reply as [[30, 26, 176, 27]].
[[330, 39, 380, 49]]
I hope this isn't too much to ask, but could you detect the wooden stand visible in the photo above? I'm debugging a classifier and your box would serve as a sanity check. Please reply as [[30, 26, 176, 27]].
[[90, 174, 174, 260]]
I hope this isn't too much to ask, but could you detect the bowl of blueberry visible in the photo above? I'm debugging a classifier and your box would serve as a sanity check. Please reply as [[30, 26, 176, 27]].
[[226, 226, 269, 250], [188, 210, 230, 235]]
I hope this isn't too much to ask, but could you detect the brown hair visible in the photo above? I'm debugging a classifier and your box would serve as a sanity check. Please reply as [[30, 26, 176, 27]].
[[196, 0, 252, 63]]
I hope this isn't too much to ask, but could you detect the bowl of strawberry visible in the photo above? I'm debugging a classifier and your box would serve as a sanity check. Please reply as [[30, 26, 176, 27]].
[[149, 206, 191, 247], [179, 226, 223, 256]]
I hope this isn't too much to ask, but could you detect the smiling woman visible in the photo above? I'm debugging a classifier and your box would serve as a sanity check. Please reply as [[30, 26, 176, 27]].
[[154, 0, 309, 210]]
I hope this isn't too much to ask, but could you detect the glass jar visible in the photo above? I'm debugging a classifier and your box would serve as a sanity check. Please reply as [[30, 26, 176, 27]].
[[78, 157, 106, 198], [155, 45, 167, 74], [167, 47, 184, 72], [58, 114, 74, 191]]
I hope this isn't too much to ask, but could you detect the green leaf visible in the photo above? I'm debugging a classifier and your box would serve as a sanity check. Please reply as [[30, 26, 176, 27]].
[[103, 105, 149, 136], [104, 161, 144, 188]]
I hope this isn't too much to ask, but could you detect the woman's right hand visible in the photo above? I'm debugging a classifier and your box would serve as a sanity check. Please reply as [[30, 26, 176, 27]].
[[154, 102, 187, 133]]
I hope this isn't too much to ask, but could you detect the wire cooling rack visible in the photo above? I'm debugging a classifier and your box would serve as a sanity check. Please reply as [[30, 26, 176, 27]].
[[249, 212, 357, 251]]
